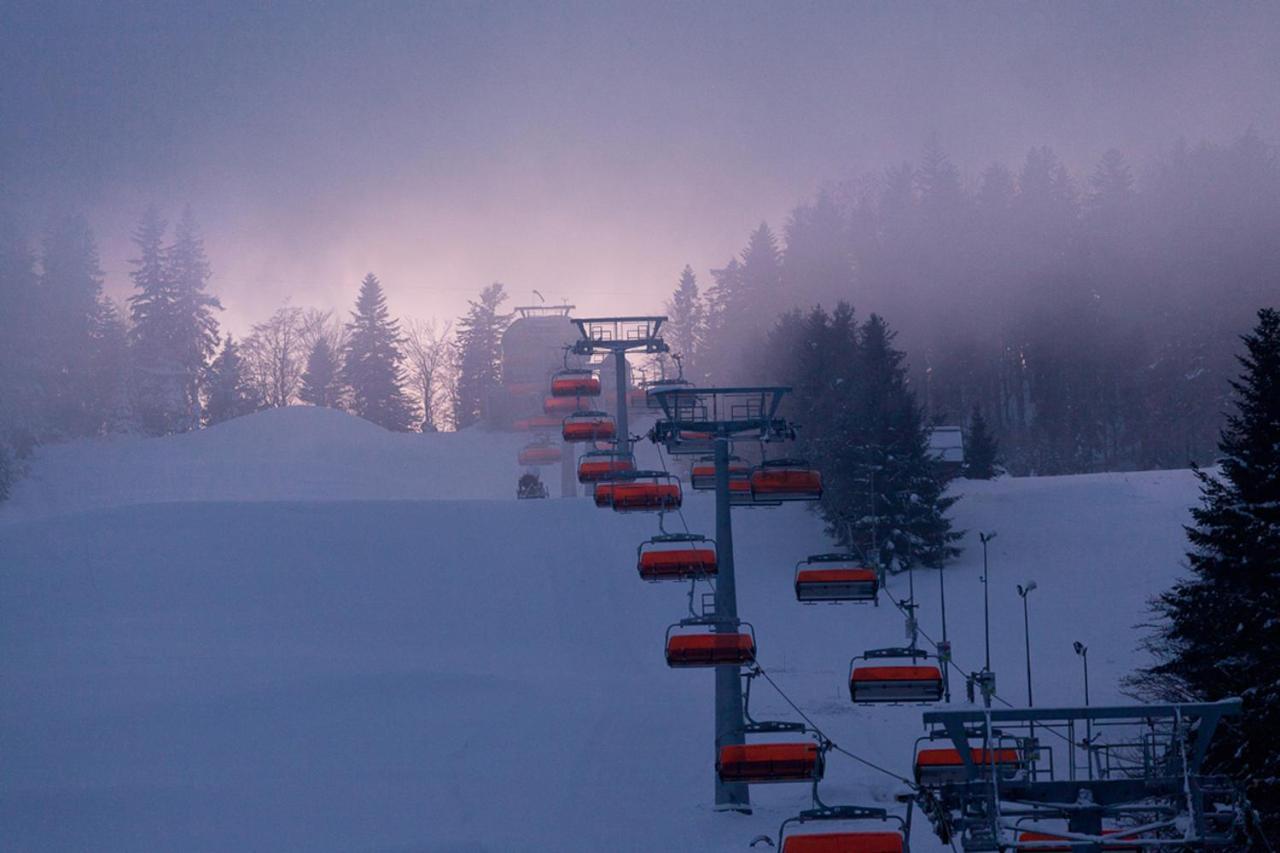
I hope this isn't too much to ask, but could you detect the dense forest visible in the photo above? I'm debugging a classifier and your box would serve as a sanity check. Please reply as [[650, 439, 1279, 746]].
[[664, 131, 1280, 475]]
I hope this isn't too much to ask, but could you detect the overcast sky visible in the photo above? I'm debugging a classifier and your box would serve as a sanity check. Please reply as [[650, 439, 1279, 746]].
[[4, 1, 1278, 332]]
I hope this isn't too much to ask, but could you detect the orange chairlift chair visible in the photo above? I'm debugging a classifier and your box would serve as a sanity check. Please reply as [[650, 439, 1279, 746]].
[[912, 738, 1025, 786], [576, 448, 636, 484], [517, 440, 562, 467], [777, 806, 908, 853], [665, 618, 756, 668], [690, 455, 752, 491], [561, 410, 616, 443], [610, 471, 682, 513], [794, 554, 879, 604], [849, 647, 944, 704], [750, 458, 824, 502], [550, 367, 601, 398], [637, 533, 717, 581]]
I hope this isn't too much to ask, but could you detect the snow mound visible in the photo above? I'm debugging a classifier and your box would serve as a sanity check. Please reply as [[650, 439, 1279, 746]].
[[1, 406, 541, 521]]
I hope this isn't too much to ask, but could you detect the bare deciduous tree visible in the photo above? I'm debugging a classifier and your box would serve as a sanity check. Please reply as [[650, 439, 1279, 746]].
[[404, 318, 456, 431], [242, 304, 307, 408]]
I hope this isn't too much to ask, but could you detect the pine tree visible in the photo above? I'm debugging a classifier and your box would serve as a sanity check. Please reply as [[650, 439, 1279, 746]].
[[738, 222, 784, 327], [964, 405, 1000, 479], [204, 335, 260, 425], [0, 440, 13, 503], [664, 265, 704, 375], [0, 212, 43, 452], [341, 273, 414, 431], [90, 298, 133, 433], [1135, 308, 1280, 834], [701, 258, 743, 381], [299, 338, 340, 408], [128, 207, 221, 434], [783, 190, 855, 308], [838, 315, 962, 570], [39, 213, 107, 438], [453, 282, 511, 429], [166, 208, 222, 429], [126, 206, 182, 435]]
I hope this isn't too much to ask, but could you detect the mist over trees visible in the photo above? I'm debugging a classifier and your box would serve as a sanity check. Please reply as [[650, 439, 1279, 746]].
[[3, 129, 1278, 507], [668, 131, 1280, 476]]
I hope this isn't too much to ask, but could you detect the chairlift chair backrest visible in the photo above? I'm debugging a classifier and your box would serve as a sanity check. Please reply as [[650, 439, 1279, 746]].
[[849, 649, 943, 704], [665, 620, 756, 667], [562, 410, 616, 443], [637, 533, 717, 581], [550, 368, 601, 398], [716, 742, 824, 784], [795, 554, 879, 603], [610, 472, 682, 513], [750, 459, 824, 502], [913, 746, 1023, 786], [517, 442, 562, 466], [781, 832, 904, 853], [543, 395, 587, 415], [577, 450, 636, 483], [690, 456, 751, 491]]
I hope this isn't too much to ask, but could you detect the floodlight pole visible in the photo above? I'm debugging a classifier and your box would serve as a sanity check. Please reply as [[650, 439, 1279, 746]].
[[713, 432, 749, 812]]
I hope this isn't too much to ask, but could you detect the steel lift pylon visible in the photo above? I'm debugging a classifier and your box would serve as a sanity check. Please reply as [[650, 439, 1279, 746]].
[[649, 385, 796, 813]]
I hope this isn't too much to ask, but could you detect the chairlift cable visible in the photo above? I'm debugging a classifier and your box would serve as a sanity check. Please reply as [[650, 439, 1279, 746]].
[[751, 661, 918, 790]]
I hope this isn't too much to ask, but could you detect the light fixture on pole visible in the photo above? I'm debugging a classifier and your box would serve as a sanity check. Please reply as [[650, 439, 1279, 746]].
[[1017, 581, 1037, 707], [1074, 640, 1093, 779], [979, 532, 997, 672]]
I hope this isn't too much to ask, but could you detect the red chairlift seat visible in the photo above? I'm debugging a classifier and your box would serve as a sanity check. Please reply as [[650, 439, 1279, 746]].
[[562, 411, 616, 443], [504, 381, 541, 396], [665, 626, 756, 667], [717, 742, 824, 784], [514, 414, 562, 431], [517, 443, 562, 466], [782, 832, 905, 853], [593, 481, 615, 508], [637, 534, 717, 581], [577, 450, 636, 483], [795, 554, 878, 603], [543, 395, 586, 415], [550, 368, 601, 398], [849, 664, 944, 703], [1017, 830, 1140, 852], [914, 747, 1023, 786], [611, 473, 682, 513], [751, 459, 823, 502], [690, 457, 751, 491], [730, 476, 783, 507]]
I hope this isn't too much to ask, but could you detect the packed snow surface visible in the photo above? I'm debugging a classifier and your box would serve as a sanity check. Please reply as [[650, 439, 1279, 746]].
[[0, 408, 1201, 851]]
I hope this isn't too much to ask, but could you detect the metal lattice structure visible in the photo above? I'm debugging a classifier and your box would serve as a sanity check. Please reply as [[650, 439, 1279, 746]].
[[916, 700, 1246, 851]]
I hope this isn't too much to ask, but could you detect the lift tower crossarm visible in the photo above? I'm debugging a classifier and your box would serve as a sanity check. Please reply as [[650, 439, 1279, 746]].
[[569, 315, 668, 456]]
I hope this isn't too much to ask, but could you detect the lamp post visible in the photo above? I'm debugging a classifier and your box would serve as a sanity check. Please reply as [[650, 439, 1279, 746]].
[[1074, 640, 1092, 779], [979, 531, 997, 671], [1017, 582, 1037, 707], [939, 565, 951, 703], [1018, 581, 1037, 754]]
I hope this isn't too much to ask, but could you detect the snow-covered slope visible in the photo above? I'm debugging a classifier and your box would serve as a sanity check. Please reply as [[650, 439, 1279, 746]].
[[0, 409, 1201, 852]]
